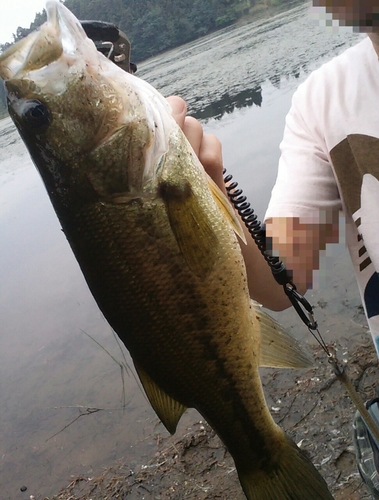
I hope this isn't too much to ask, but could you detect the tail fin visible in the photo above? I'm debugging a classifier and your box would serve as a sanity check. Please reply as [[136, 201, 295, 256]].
[[238, 435, 334, 500]]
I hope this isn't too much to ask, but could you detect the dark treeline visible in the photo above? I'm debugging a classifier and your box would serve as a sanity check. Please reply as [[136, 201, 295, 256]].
[[62, 0, 267, 60], [0, 0, 295, 117]]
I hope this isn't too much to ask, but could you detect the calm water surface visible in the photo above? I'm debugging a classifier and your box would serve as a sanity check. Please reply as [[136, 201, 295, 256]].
[[0, 3, 364, 496]]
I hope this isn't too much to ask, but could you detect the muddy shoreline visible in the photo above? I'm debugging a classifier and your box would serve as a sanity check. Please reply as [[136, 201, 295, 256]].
[[39, 253, 378, 500], [42, 318, 377, 499]]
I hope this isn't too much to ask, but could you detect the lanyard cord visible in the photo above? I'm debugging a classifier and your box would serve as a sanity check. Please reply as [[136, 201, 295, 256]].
[[223, 168, 379, 442], [223, 168, 318, 330]]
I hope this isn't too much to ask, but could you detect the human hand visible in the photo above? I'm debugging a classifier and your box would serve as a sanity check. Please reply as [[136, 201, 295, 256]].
[[167, 96, 225, 191], [166, 99, 291, 309]]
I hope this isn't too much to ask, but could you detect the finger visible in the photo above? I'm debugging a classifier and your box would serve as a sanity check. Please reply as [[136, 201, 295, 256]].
[[166, 95, 187, 129], [198, 134, 225, 191], [182, 116, 203, 157]]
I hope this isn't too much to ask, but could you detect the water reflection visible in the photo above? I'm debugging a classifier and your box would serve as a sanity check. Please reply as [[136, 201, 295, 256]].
[[138, 2, 362, 119], [194, 85, 263, 121]]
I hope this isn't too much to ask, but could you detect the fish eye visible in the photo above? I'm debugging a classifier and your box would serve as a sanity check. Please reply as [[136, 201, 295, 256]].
[[21, 100, 51, 129]]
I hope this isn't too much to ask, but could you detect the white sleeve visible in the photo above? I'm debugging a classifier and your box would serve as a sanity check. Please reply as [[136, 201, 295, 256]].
[[265, 78, 342, 222]]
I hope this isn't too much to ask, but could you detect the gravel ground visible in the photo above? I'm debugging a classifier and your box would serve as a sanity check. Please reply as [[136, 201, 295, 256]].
[[42, 326, 378, 500]]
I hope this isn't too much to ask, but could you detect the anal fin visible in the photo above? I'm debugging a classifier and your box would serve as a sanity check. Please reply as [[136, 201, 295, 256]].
[[134, 360, 187, 434]]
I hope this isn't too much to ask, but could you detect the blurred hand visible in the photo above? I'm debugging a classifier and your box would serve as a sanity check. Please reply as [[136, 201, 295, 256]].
[[167, 96, 225, 190]]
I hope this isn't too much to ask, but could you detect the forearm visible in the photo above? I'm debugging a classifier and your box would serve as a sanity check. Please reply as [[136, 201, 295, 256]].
[[239, 215, 339, 311], [238, 219, 293, 311], [166, 96, 339, 312]]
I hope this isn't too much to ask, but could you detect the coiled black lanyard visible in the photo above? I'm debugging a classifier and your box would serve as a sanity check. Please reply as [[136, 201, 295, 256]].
[[223, 168, 379, 444], [223, 168, 318, 329]]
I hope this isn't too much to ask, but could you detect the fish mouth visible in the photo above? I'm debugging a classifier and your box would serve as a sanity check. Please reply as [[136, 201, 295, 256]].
[[0, 1, 94, 82]]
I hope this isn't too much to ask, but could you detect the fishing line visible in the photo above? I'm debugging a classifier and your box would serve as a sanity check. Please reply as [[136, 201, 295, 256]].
[[223, 168, 379, 442]]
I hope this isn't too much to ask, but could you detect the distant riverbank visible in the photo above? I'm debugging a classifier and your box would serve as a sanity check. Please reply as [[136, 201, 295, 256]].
[[237, 0, 306, 26], [0, 0, 307, 118]]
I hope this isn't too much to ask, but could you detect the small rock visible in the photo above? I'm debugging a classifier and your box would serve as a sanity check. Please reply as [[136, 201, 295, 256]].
[[20, 486, 27, 492]]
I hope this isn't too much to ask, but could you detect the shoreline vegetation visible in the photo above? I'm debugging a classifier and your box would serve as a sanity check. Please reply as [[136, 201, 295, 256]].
[[0, 0, 304, 118]]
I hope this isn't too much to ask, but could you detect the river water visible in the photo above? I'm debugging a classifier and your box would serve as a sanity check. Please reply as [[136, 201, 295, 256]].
[[0, 2, 365, 497]]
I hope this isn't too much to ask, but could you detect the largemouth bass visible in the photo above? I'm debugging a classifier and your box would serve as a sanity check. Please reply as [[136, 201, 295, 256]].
[[0, 3, 334, 499]]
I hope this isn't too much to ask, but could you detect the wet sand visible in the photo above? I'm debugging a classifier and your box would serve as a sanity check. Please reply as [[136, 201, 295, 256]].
[[42, 341, 376, 500]]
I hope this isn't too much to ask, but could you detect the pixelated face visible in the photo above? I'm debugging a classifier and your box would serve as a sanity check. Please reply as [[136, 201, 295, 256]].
[[314, 0, 379, 29]]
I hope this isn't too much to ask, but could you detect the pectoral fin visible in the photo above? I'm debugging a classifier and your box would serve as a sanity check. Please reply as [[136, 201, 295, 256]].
[[134, 361, 187, 434], [159, 179, 218, 277], [206, 174, 247, 244], [251, 301, 313, 369]]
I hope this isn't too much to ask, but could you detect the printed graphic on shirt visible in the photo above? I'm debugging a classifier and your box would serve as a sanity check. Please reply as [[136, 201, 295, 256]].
[[360, 174, 379, 272], [365, 272, 379, 318], [330, 134, 379, 214], [330, 134, 379, 326]]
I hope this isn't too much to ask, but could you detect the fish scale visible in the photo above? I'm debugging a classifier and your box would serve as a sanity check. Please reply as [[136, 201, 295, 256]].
[[64, 191, 273, 459]]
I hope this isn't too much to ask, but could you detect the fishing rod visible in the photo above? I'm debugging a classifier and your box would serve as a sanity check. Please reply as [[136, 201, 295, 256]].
[[223, 168, 379, 446]]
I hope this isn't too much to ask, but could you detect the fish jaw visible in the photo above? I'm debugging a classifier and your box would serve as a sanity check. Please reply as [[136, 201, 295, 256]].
[[0, 0, 178, 206], [0, 1, 100, 93], [0, 3, 61, 81]]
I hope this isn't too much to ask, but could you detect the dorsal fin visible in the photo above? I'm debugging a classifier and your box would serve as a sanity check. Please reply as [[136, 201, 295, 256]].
[[206, 173, 247, 244]]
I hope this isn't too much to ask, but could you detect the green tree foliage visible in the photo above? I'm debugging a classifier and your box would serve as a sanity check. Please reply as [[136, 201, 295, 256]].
[[0, 0, 256, 63], [0, 0, 297, 61], [58, 0, 255, 61]]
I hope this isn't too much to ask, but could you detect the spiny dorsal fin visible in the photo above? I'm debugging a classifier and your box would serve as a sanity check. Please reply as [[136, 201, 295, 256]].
[[160, 179, 218, 277], [206, 173, 247, 244], [134, 360, 187, 435], [251, 300, 313, 369]]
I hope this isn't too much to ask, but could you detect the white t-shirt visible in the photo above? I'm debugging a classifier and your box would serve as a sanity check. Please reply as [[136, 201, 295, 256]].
[[265, 36, 379, 354]]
